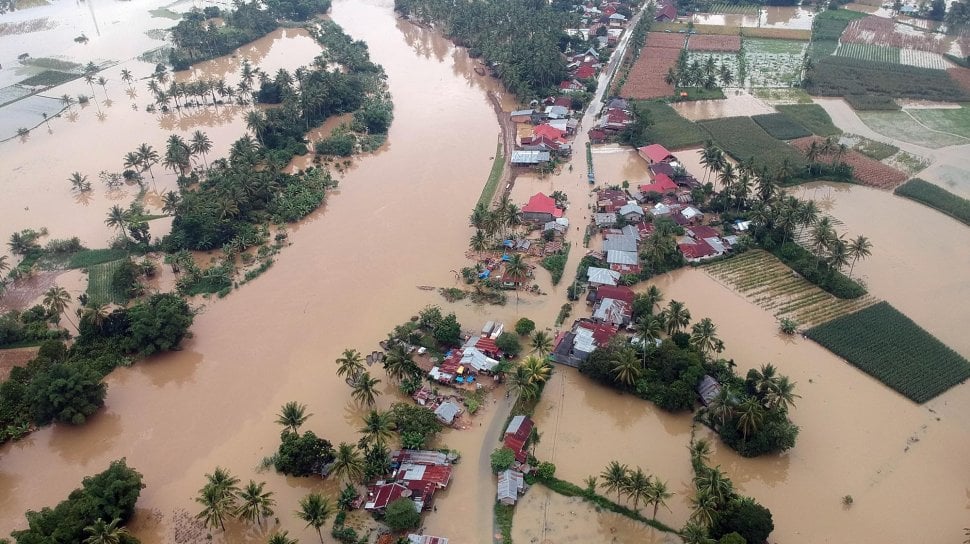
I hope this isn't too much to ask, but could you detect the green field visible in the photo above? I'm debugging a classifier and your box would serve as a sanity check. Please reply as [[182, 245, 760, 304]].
[[807, 302, 970, 403], [804, 56, 969, 104], [699, 116, 807, 173], [745, 38, 807, 55], [18, 70, 79, 87], [478, 142, 504, 207], [908, 105, 970, 139], [86, 260, 129, 305], [636, 101, 709, 150], [708, 2, 760, 14], [894, 178, 970, 226], [834, 42, 900, 64], [751, 112, 811, 140], [849, 135, 898, 160], [776, 104, 841, 136], [858, 110, 970, 149], [68, 248, 130, 269]]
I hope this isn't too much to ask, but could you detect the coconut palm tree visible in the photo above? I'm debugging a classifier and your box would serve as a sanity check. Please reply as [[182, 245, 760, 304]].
[[69, 172, 91, 192], [97, 76, 108, 98], [469, 201, 489, 229], [520, 355, 552, 385], [83, 517, 129, 544], [276, 401, 312, 433], [847, 234, 872, 277], [162, 191, 180, 215], [195, 484, 233, 531], [120, 69, 133, 88], [61, 93, 75, 111], [661, 300, 691, 336], [0, 255, 9, 276], [136, 143, 159, 181], [331, 442, 365, 484], [621, 467, 652, 512], [634, 314, 663, 364], [235, 480, 275, 528], [8, 231, 39, 256], [610, 347, 641, 387], [717, 162, 736, 192], [735, 397, 765, 439], [599, 461, 629, 502], [336, 348, 365, 382], [689, 318, 720, 356], [504, 253, 529, 289], [530, 330, 552, 356], [351, 372, 382, 407], [699, 141, 718, 182], [827, 237, 851, 272], [470, 229, 489, 258], [689, 438, 712, 468], [359, 410, 394, 449], [765, 375, 799, 412], [695, 466, 733, 506], [296, 493, 333, 544], [641, 285, 663, 316], [646, 479, 673, 519], [690, 490, 719, 527], [383, 345, 418, 384], [205, 467, 241, 500], [267, 531, 298, 544], [80, 302, 110, 330], [508, 365, 538, 401], [190, 130, 213, 168], [105, 205, 130, 242], [43, 286, 73, 327], [682, 521, 715, 544], [749, 363, 779, 397]]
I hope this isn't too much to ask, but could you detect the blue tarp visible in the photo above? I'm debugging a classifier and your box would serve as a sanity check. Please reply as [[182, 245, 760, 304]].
[[479, 269, 491, 279], [503, 240, 514, 247], [501, 253, 511, 261]]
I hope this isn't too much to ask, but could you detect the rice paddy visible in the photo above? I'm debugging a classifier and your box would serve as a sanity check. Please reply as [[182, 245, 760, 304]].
[[705, 250, 877, 327]]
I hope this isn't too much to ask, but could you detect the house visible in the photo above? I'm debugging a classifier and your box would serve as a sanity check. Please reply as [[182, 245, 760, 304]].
[[544, 220, 568, 235], [592, 297, 632, 327], [522, 192, 563, 223], [559, 79, 585, 93], [697, 375, 721, 406], [587, 266, 621, 287], [638, 144, 676, 164], [681, 206, 703, 223], [497, 469, 526, 505], [395, 463, 453, 489], [545, 105, 570, 119], [551, 319, 619, 366], [651, 202, 672, 216], [510, 150, 550, 165], [434, 401, 462, 426], [593, 212, 617, 228], [678, 238, 719, 262], [586, 284, 635, 305], [608, 12, 628, 25], [364, 482, 410, 512], [504, 415, 535, 463], [510, 109, 537, 124], [606, 250, 638, 268], [391, 449, 450, 467], [499, 262, 530, 289], [596, 189, 630, 213], [607, 97, 629, 110], [460, 347, 499, 373], [597, 108, 633, 132], [655, 0, 677, 21], [575, 63, 597, 79], [474, 335, 501, 357], [533, 122, 567, 141], [639, 173, 678, 196], [408, 535, 449, 544], [603, 233, 637, 253], [617, 202, 644, 222]]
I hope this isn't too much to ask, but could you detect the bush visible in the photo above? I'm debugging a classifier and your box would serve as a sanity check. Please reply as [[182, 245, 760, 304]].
[[315, 132, 356, 156], [384, 497, 421, 531], [894, 178, 970, 226], [711, 498, 774, 544], [122, 293, 194, 357], [536, 461, 556, 479], [28, 362, 107, 426], [717, 407, 799, 457], [274, 430, 336, 477], [770, 242, 866, 299], [844, 94, 899, 111], [490, 447, 516, 472], [541, 250, 568, 285], [389, 402, 443, 443], [515, 318, 536, 336], [495, 332, 521, 356]]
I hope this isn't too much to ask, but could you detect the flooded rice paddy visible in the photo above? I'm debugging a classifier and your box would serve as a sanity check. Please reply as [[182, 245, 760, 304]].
[[692, 6, 816, 30], [670, 91, 776, 121], [2, 0, 970, 542]]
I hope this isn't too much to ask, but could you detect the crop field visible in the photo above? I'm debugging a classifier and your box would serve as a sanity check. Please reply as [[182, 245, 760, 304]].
[[86, 259, 128, 305], [687, 34, 741, 52], [894, 177, 970, 225], [744, 39, 807, 88], [789, 135, 908, 189], [834, 42, 900, 64], [708, 2, 760, 14], [654, 22, 811, 40], [18, 70, 79, 87], [841, 15, 950, 54], [699, 116, 807, 173], [846, 134, 898, 161], [776, 104, 841, 136], [804, 56, 969, 103], [908, 105, 970, 139], [806, 302, 970, 403], [635, 101, 709, 149], [620, 46, 680, 99], [646, 31, 688, 49], [949, 67, 970, 94], [858, 110, 970, 149], [705, 250, 877, 327], [751, 112, 811, 139]]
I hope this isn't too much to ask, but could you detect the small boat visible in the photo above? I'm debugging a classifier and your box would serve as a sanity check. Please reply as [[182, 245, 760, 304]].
[[417, 285, 436, 291], [474, 65, 486, 76]]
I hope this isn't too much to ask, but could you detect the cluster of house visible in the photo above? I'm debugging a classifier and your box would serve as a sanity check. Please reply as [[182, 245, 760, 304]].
[[428, 322, 504, 388], [510, 101, 577, 166], [497, 415, 535, 505], [550, 285, 634, 366], [589, 97, 635, 144], [565, 0, 632, 50], [365, 449, 455, 518], [483, 193, 568, 287]]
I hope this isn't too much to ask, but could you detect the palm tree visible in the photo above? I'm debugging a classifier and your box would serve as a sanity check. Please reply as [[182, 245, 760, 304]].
[[205, 467, 241, 499], [610, 347, 641, 387], [383, 345, 418, 384], [162, 191, 180, 215], [0, 255, 9, 276], [83, 518, 129, 544], [267, 531, 299, 544], [235, 480, 275, 528], [276, 401, 312, 433], [296, 493, 333, 544], [520, 355, 552, 385], [599, 461, 629, 502], [642, 285, 664, 316], [634, 315, 663, 364], [196, 484, 232, 531], [735, 397, 765, 439], [530, 330, 552, 356], [336, 348, 365, 382], [689, 438, 712, 468], [689, 318, 720, 356], [358, 410, 394, 449], [136, 143, 159, 181], [61, 93, 74, 111], [827, 237, 851, 272], [43, 286, 74, 327], [695, 466, 733, 506], [469, 201, 489, 229], [351, 371, 382, 407], [105, 205, 130, 242], [749, 363, 779, 397], [470, 229, 489, 258], [682, 521, 715, 544], [765, 375, 799, 412], [80, 302, 110, 330], [68, 172, 91, 192], [504, 253, 529, 290], [508, 365, 538, 401], [706, 387, 735, 429], [661, 300, 691, 335], [689, 490, 719, 528], [190, 130, 213, 168], [847, 234, 872, 277], [699, 141, 718, 182], [120, 69, 133, 88], [646, 479, 673, 519], [621, 467, 652, 512], [331, 442, 365, 484], [97, 76, 109, 98]]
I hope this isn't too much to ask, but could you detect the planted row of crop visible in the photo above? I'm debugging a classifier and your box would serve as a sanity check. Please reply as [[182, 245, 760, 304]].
[[807, 302, 970, 403]]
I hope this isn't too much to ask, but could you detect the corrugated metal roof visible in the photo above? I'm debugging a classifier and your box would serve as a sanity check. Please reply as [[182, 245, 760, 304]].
[[511, 150, 551, 164], [606, 250, 638, 266]]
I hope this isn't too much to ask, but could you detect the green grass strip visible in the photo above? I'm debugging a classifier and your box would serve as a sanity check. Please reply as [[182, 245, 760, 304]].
[[85, 259, 129, 305], [68, 248, 129, 269], [494, 502, 514, 544], [534, 475, 679, 534], [478, 142, 505, 207], [894, 178, 970, 226]]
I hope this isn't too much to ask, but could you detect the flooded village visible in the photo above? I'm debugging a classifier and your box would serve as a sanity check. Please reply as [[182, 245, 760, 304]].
[[2, 0, 970, 543]]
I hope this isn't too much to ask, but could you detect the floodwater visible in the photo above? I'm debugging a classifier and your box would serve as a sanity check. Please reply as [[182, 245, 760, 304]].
[[692, 6, 815, 30], [788, 182, 970, 358], [670, 91, 775, 121], [533, 268, 970, 542]]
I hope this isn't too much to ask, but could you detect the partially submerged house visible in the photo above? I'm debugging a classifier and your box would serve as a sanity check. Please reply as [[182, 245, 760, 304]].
[[522, 192, 564, 223], [408, 535, 449, 544], [497, 469, 526, 505], [592, 297, 632, 327], [503, 415, 535, 464], [434, 401, 462, 426], [550, 319, 619, 367], [697, 375, 722, 406], [639, 173, 678, 197], [587, 266, 621, 287], [637, 144, 676, 165], [510, 150, 551, 166]]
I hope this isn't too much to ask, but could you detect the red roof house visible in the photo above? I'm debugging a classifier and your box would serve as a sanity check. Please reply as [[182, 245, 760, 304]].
[[575, 63, 597, 79], [503, 415, 535, 463], [639, 173, 678, 195], [533, 123, 566, 142], [592, 285, 635, 305], [475, 336, 500, 356], [394, 464, 453, 489], [364, 482, 408, 512], [553, 96, 573, 109], [688, 225, 720, 239], [679, 239, 718, 261], [522, 192, 563, 222], [638, 144, 676, 164], [655, 1, 677, 21], [576, 320, 619, 345]]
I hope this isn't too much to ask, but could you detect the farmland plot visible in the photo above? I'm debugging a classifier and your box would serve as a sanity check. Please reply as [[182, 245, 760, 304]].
[[687, 34, 742, 52], [789, 135, 909, 189], [840, 15, 950, 54], [744, 38, 807, 87], [705, 250, 877, 327], [834, 42, 900, 64], [899, 49, 948, 70], [620, 47, 680, 99]]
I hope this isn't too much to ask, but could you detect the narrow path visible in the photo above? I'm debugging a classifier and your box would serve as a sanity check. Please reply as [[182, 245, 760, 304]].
[[489, 390, 517, 543], [900, 109, 970, 142]]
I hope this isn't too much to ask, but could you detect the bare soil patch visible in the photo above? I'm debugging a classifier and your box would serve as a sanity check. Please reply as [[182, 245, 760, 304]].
[[620, 47, 680, 99], [790, 135, 909, 189], [687, 34, 741, 52], [0, 347, 39, 381], [646, 31, 688, 49]]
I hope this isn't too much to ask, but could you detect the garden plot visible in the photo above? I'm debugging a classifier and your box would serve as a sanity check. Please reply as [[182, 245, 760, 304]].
[[899, 49, 948, 70], [744, 38, 807, 87], [834, 43, 949, 70], [687, 34, 741, 52], [840, 15, 950, 54], [705, 250, 877, 328], [858, 110, 970, 148]]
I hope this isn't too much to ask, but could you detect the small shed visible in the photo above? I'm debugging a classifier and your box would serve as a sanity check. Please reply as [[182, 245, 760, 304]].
[[697, 375, 722, 406], [434, 402, 462, 426], [497, 469, 526, 505]]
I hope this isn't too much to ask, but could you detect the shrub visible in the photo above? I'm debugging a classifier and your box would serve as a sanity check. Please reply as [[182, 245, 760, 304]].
[[122, 293, 194, 357], [389, 402, 443, 443], [384, 497, 421, 531], [490, 447, 516, 472], [315, 132, 356, 156], [844, 94, 899, 111], [495, 332, 521, 356], [515, 318, 536, 336], [536, 461, 556, 479], [274, 430, 335, 477]]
